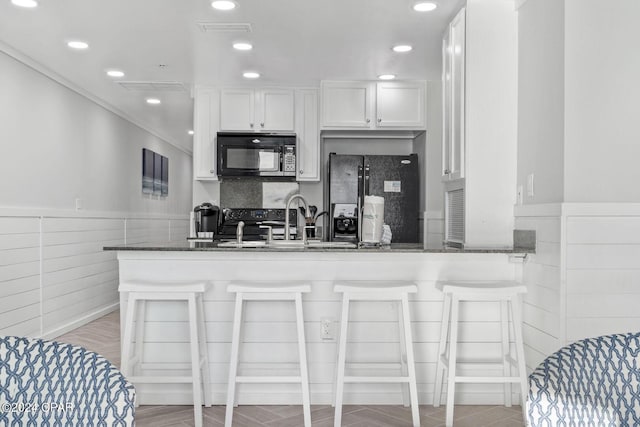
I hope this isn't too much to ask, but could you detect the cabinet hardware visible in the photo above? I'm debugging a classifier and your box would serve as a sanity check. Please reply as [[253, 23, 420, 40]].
[[250, 123, 254, 128], [378, 118, 382, 123], [366, 118, 371, 123], [260, 122, 264, 127], [444, 169, 450, 174], [210, 169, 215, 174], [299, 170, 304, 175]]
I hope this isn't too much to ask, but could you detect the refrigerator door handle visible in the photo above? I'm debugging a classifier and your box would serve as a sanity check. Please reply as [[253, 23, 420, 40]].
[[364, 164, 371, 196], [357, 164, 364, 242]]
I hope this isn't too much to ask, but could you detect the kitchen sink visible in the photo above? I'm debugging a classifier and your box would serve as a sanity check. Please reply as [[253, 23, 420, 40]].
[[218, 240, 358, 249], [217, 241, 268, 248]]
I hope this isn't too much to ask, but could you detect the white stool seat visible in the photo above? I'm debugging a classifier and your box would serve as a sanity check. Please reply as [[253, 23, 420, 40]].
[[119, 280, 212, 427], [437, 280, 526, 295], [225, 281, 312, 427], [334, 281, 418, 294], [434, 280, 527, 427], [333, 281, 420, 427], [119, 280, 208, 293], [227, 282, 311, 293]]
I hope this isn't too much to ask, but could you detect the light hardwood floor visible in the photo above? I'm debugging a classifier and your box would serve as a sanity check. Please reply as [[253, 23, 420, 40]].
[[56, 310, 525, 427]]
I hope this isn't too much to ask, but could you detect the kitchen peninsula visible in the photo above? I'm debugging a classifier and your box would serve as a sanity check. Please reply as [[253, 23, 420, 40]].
[[105, 243, 528, 406]]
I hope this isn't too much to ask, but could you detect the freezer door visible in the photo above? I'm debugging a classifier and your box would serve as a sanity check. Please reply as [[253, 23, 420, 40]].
[[328, 154, 362, 204], [364, 154, 419, 243]]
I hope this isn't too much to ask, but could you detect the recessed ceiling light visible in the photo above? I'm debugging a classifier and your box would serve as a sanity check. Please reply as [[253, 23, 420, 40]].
[[106, 70, 125, 78], [146, 98, 161, 105], [413, 1, 437, 12], [393, 45, 413, 53], [11, 0, 37, 8], [378, 74, 396, 80], [211, 0, 236, 10], [243, 71, 260, 79], [67, 41, 89, 50], [233, 42, 253, 51], [188, 130, 195, 135]]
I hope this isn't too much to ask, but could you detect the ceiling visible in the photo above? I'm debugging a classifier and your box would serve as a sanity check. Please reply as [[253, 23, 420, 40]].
[[0, 0, 464, 153]]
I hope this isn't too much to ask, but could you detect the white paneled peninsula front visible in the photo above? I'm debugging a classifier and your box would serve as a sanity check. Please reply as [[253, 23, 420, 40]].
[[105, 244, 526, 406]]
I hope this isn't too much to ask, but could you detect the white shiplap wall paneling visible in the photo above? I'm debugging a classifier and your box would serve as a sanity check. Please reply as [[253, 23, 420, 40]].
[[0, 217, 41, 336]]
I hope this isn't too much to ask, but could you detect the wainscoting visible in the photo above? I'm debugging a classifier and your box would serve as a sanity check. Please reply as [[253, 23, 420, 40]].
[[0, 209, 188, 339], [515, 203, 640, 370]]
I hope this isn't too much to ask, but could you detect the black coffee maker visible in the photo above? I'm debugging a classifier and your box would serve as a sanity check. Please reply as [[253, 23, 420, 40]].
[[193, 203, 220, 236]]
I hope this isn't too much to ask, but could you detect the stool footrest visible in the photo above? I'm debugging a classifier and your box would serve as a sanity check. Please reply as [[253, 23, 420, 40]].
[[128, 375, 194, 384], [235, 376, 302, 384], [344, 376, 411, 383], [454, 376, 522, 384]]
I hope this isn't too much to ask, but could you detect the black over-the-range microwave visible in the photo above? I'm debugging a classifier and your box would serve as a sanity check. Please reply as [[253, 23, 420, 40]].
[[217, 132, 296, 178]]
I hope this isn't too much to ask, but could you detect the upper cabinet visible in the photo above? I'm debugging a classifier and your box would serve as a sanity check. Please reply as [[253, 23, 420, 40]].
[[320, 80, 426, 130], [295, 89, 320, 181], [442, 8, 466, 182], [220, 88, 294, 132], [193, 87, 219, 180]]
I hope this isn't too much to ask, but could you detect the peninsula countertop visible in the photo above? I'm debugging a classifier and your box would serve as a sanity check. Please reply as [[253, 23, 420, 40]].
[[103, 241, 533, 254]]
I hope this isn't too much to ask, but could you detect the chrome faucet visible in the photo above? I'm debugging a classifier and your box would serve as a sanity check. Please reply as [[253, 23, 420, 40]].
[[284, 194, 309, 241], [236, 221, 245, 244]]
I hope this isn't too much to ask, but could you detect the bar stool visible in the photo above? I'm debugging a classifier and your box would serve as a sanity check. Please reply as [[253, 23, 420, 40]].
[[119, 280, 212, 427], [333, 281, 420, 427], [433, 281, 528, 427], [225, 282, 312, 427]]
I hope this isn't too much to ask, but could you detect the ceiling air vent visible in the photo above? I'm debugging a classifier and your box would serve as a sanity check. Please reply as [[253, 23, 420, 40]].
[[197, 22, 252, 33], [116, 81, 188, 92]]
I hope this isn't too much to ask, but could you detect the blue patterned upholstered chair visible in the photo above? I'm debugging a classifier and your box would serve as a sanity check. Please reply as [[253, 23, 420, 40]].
[[527, 333, 640, 426], [0, 336, 135, 426]]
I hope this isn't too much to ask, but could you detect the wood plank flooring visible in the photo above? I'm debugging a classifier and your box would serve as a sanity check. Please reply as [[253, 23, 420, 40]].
[[56, 310, 525, 427]]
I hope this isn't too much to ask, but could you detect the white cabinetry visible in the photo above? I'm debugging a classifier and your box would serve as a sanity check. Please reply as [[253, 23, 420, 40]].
[[220, 88, 294, 132], [442, 8, 465, 182], [295, 89, 320, 181], [321, 81, 426, 129], [193, 87, 219, 180], [441, 1, 517, 248]]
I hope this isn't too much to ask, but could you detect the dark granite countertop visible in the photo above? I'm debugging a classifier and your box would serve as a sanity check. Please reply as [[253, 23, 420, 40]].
[[103, 241, 533, 254]]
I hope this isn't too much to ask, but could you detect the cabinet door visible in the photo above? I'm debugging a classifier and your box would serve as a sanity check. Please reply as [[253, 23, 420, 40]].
[[450, 8, 465, 180], [295, 89, 319, 181], [375, 81, 426, 128], [220, 89, 255, 131], [258, 89, 295, 131], [193, 88, 219, 180], [321, 81, 372, 128]]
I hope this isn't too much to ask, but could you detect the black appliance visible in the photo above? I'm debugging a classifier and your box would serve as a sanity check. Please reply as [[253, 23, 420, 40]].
[[326, 153, 420, 243], [217, 208, 297, 241], [217, 132, 296, 178], [193, 203, 220, 235]]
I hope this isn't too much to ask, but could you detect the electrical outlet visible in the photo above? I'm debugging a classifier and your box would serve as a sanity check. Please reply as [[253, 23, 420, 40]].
[[320, 317, 334, 340]]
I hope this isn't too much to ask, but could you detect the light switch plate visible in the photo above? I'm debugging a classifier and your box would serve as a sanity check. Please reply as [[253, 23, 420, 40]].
[[527, 174, 535, 197]]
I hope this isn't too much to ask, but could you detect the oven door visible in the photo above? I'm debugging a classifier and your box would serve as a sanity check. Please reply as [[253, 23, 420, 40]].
[[217, 134, 287, 177]]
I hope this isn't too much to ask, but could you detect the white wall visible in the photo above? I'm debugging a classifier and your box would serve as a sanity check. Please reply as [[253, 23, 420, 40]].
[[464, 0, 518, 248], [564, 0, 640, 202], [517, 0, 565, 204], [0, 50, 192, 215], [0, 48, 192, 338]]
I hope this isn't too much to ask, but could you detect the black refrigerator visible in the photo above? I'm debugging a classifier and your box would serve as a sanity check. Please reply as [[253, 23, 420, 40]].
[[326, 153, 420, 243]]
